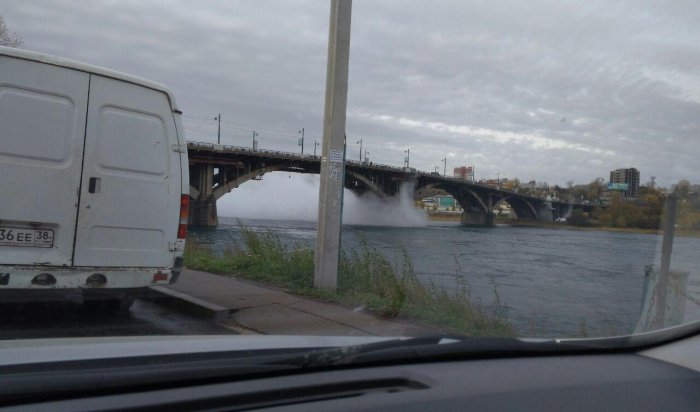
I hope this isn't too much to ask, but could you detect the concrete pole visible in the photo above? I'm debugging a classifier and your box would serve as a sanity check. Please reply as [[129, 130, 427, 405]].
[[314, 0, 352, 290]]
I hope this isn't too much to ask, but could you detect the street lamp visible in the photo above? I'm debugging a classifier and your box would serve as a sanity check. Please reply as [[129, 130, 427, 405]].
[[356, 139, 362, 161], [252, 131, 259, 151], [404, 149, 410, 168], [298, 128, 305, 154], [214, 114, 221, 144]]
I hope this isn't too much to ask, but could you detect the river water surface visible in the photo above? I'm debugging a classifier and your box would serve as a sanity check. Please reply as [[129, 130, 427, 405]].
[[189, 217, 700, 338]]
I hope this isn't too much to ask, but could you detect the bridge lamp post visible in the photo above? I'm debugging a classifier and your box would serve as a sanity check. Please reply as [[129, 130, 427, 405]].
[[356, 139, 362, 161], [252, 131, 259, 151], [214, 114, 221, 144], [298, 128, 305, 154]]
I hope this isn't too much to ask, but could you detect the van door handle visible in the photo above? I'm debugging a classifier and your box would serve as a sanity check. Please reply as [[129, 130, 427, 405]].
[[88, 177, 101, 193]]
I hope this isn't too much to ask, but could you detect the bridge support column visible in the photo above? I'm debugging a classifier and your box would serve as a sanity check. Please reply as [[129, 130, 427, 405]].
[[191, 196, 218, 227], [486, 194, 495, 226], [485, 211, 496, 227], [189, 164, 219, 227], [552, 203, 572, 220], [461, 210, 495, 227], [537, 202, 554, 222]]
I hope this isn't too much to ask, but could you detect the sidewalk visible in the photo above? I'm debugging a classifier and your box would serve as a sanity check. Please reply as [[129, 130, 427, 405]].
[[165, 269, 437, 337]]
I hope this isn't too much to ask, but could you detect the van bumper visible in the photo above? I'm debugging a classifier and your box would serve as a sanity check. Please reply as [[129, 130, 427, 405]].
[[0, 266, 174, 290]]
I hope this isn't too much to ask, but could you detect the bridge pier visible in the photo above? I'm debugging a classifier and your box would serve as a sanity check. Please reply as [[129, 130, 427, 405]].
[[189, 163, 219, 227], [461, 210, 496, 227], [554, 203, 573, 220], [190, 196, 218, 227], [537, 202, 554, 222]]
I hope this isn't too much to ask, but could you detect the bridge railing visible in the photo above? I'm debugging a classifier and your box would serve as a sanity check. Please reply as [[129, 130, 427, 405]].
[[187, 141, 406, 172]]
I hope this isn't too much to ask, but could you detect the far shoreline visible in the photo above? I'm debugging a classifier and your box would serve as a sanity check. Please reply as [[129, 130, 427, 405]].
[[424, 211, 700, 238], [215, 214, 700, 238]]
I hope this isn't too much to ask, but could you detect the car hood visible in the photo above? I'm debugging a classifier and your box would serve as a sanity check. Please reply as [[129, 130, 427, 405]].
[[0, 335, 396, 367]]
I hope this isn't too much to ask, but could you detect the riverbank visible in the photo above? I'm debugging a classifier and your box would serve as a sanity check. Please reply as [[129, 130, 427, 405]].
[[184, 225, 514, 337], [426, 211, 462, 221]]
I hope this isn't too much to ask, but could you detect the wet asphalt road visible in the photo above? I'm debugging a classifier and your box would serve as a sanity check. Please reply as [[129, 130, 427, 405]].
[[0, 298, 235, 340]]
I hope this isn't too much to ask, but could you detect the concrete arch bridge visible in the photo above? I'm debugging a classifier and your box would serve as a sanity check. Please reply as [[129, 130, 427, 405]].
[[187, 142, 591, 227]]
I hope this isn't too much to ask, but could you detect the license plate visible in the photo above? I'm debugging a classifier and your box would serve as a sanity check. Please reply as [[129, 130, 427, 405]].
[[0, 227, 54, 248]]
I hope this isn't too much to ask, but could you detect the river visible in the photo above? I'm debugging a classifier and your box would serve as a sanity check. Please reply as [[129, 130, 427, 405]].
[[188, 217, 700, 338]]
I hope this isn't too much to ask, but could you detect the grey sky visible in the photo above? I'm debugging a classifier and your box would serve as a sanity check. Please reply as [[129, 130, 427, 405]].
[[2, 0, 699, 187]]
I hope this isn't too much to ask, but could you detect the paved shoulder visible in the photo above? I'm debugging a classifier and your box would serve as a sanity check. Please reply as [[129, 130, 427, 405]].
[[168, 269, 438, 337]]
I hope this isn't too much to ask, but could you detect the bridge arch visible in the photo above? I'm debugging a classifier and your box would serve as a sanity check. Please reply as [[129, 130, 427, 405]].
[[345, 170, 389, 201], [493, 196, 538, 220], [416, 181, 488, 213], [209, 164, 391, 202], [212, 163, 287, 200]]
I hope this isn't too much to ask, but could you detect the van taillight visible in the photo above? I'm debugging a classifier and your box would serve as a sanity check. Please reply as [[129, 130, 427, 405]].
[[178, 195, 189, 239]]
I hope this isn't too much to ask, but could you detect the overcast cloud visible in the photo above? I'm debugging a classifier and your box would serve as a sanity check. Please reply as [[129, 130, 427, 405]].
[[2, 0, 699, 188]]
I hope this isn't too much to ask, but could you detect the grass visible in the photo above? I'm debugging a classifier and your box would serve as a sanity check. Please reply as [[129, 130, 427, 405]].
[[184, 224, 514, 337]]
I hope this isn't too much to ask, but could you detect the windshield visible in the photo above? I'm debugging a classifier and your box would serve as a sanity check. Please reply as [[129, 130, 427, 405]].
[[1, 0, 699, 351]]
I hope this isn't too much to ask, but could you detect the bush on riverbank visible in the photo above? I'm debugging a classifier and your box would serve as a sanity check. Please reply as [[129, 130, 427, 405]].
[[184, 225, 514, 337]]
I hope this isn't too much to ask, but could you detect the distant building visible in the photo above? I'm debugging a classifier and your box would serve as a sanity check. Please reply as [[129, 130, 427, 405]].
[[609, 168, 640, 199], [453, 166, 475, 181], [423, 195, 462, 211], [599, 189, 623, 205]]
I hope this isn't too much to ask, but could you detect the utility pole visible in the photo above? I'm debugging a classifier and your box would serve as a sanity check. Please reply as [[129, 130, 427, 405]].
[[214, 114, 221, 144], [315, 0, 352, 291], [404, 149, 410, 168], [252, 131, 259, 151], [356, 138, 362, 161], [298, 128, 305, 153], [442, 157, 447, 177]]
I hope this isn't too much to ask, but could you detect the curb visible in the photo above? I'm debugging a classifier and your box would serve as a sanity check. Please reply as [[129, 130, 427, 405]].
[[146, 285, 230, 323]]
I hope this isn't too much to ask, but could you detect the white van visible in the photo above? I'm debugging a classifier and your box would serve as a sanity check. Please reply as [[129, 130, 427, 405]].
[[0, 46, 189, 310]]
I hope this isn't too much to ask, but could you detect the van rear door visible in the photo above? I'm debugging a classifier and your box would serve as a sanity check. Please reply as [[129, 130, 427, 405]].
[[0, 55, 89, 266], [72, 75, 181, 268]]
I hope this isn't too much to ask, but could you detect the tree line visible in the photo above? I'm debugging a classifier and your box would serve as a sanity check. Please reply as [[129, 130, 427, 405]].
[[568, 180, 700, 231]]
